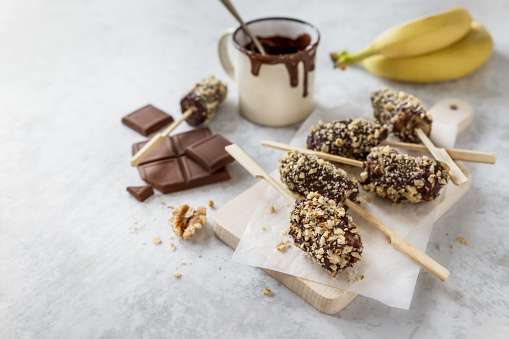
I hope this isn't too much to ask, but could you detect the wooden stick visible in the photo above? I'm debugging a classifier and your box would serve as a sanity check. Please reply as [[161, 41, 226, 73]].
[[382, 140, 496, 164], [225, 144, 295, 202], [226, 144, 449, 282], [219, 0, 267, 56], [415, 128, 468, 186], [260, 141, 364, 168], [344, 200, 449, 282], [130, 109, 193, 167]]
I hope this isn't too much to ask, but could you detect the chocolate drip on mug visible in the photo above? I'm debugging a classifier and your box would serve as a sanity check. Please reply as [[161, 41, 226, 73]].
[[243, 34, 317, 97]]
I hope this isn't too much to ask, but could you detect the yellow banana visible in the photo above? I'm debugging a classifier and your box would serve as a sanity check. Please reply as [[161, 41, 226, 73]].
[[331, 7, 472, 67], [361, 22, 493, 83]]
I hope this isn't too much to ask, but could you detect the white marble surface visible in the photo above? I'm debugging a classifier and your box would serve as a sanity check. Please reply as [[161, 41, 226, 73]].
[[1, 0, 508, 337]]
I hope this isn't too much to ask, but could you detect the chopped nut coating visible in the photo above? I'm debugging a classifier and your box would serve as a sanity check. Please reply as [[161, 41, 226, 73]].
[[289, 193, 363, 276], [371, 88, 432, 143], [360, 146, 450, 203], [307, 118, 388, 159], [279, 152, 359, 204], [180, 76, 227, 126]]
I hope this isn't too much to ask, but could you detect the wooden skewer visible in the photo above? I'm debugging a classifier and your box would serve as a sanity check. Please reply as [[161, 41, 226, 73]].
[[382, 140, 496, 164], [219, 0, 267, 56], [130, 109, 193, 167], [415, 128, 468, 186], [225, 144, 449, 282], [261, 141, 364, 168]]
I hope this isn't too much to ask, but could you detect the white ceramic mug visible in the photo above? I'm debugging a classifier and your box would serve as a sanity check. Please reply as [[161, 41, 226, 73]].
[[218, 18, 320, 127]]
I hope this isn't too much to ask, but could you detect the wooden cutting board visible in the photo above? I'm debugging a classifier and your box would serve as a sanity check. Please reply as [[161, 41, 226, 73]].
[[213, 99, 473, 314]]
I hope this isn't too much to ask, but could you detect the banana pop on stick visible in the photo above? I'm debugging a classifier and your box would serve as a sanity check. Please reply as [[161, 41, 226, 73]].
[[360, 146, 450, 203], [371, 88, 432, 143], [306, 118, 389, 160]]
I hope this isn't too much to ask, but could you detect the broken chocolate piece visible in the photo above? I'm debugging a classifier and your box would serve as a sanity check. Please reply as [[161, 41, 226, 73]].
[[172, 127, 212, 155], [126, 184, 154, 202], [122, 104, 174, 136], [184, 134, 234, 173]]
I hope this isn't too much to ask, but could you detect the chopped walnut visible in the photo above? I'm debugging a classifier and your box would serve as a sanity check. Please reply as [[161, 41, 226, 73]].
[[152, 237, 162, 245], [169, 204, 207, 239], [170, 242, 176, 251], [208, 200, 214, 208], [263, 288, 273, 296], [260, 225, 266, 231], [173, 271, 181, 278]]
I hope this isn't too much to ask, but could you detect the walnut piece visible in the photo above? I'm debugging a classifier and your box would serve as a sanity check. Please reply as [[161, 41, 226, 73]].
[[263, 288, 273, 296], [169, 203, 207, 239]]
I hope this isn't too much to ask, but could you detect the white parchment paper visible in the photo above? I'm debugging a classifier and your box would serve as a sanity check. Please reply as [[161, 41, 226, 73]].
[[232, 104, 457, 309]]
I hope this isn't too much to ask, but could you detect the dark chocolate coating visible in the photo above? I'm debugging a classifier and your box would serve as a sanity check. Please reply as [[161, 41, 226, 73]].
[[360, 146, 450, 203], [306, 118, 388, 160], [278, 152, 359, 204], [371, 88, 432, 144]]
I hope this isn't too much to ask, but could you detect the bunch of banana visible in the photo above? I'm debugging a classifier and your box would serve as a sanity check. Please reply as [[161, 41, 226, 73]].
[[331, 7, 494, 83]]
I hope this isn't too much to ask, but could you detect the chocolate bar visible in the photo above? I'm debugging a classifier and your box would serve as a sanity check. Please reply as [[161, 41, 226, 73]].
[[137, 157, 230, 194], [126, 184, 154, 202], [133, 128, 230, 193], [184, 134, 234, 173], [122, 104, 174, 136]]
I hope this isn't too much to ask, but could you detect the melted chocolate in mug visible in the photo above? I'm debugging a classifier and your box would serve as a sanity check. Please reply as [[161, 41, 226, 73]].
[[242, 34, 316, 97]]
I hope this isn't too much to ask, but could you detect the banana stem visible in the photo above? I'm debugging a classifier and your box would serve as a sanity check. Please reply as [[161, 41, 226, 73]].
[[331, 44, 377, 68]]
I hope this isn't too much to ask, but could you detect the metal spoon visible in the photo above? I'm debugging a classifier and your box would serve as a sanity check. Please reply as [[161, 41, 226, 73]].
[[219, 0, 267, 56]]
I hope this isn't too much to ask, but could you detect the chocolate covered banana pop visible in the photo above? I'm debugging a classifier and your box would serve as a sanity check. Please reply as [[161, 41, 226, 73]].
[[279, 151, 359, 204], [306, 118, 389, 160], [289, 192, 363, 276], [371, 88, 432, 143], [360, 146, 450, 203], [180, 75, 227, 126]]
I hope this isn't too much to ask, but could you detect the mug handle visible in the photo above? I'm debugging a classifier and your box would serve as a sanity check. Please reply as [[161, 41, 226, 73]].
[[218, 27, 236, 80]]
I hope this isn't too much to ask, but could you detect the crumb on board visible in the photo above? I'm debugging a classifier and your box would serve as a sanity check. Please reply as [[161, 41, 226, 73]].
[[348, 270, 364, 283], [173, 272, 181, 278], [450, 245, 454, 249], [152, 237, 162, 245], [208, 200, 214, 208], [170, 242, 175, 251], [263, 288, 273, 296], [438, 245, 441, 250], [160, 201, 166, 205], [458, 237, 468, 244], [197, 254, 202, 258], [266, 205, 276, 214], [281, 227, 289, 236], [471, 246, 475, 249], [180, 260, 186, 265], [276, 240, 290, 252], [260, 225, 266, 231], [361, 194, 370, 204]]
